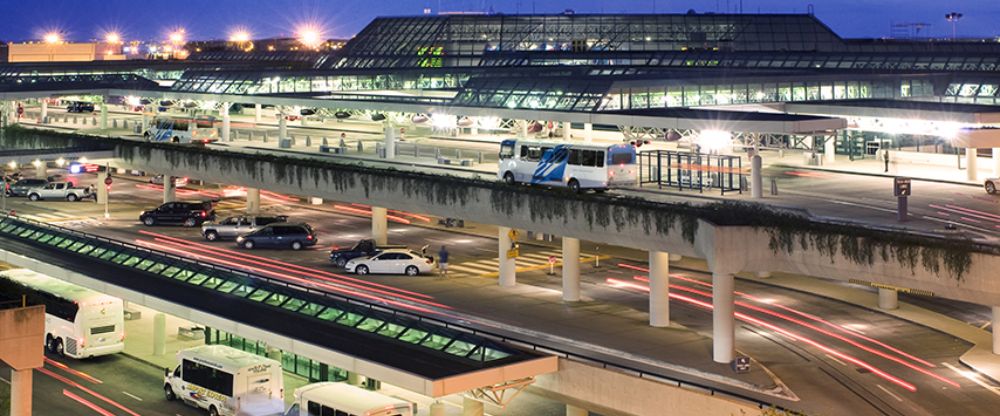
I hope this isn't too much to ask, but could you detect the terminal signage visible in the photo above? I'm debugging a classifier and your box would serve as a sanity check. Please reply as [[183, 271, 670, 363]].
[[732, 356, 751, 373], [894, 177, 912, 197]]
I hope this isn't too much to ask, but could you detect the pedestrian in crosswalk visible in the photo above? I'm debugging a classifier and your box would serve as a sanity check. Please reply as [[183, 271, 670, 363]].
[[437, 245, 449, 276]]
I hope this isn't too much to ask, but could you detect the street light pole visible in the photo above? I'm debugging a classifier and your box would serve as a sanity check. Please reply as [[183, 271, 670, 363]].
[[104, 163, 111, 220]]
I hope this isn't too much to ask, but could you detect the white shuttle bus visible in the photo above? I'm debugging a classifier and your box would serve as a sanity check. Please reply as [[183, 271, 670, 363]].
[[0, 269, 124, 359], [165, 345, 285, 416], [144, 116, 219, 144], [285, 382, 413, 416], [498, 139, 638, 192]]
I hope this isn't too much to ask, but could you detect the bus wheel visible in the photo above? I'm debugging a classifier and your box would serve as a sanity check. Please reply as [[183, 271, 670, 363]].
[[54, 338, 64, 356], [171, 136, 180, 143], [568, 179, 581, 193], [209, 405, 220, 416], [143, 132, 151, 141], [45, 334, 55, 352], [503, 172, 515, 185], [164, 385, 176, 401]]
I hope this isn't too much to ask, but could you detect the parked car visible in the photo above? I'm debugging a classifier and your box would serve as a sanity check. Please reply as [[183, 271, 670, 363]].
[[329, 238, 407, 267], [986, 178, 1000, 194], [26, 182, 93, 201], [6, 178, 47, 197], [236, 223, 316, 250], [66, 101, 95, 113], [149, 175, 189, 188], [139, 201, 215, 227], [201, 215, 288, 241], [345, 249, 434, 276]]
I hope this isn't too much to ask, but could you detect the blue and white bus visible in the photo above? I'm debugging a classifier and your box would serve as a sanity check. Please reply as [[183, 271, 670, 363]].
[[498, 140, 637, 192], [144, 116, 218, 144]]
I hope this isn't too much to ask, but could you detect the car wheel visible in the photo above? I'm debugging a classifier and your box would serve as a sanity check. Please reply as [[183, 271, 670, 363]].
[[54, 338, 64, 356], [355, 265, 369, 275], [183, 218, 197, 227], [405, 266, 419, 276], [66, 194, 79, 202], [243, 240, 255, 249], [291, 241, 303, 250], [28, 194, 40, 201], [143, 217, 156, 226], [209, 405, 219, 416], [204, 231, 219, 241], [164, 385, 176, 401], [987, 181, 997, 195], [568, 179, 581, 193], [334, 258, 347, 267], [503, 172, 516, 185]]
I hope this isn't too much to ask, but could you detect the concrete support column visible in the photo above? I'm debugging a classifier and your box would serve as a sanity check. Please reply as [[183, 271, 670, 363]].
[[993, 148, 1000, 178], [993, 306, 1000, 355], [668, 253, 682, 262], [824, 136, 836, 164], [152, 312, 166, 356], [562, 237, 581, 302], [246, 188, 261, 215], [96, 170, 109, 205], [34, 164, 46, 179], [254, 103, 262, 123], [967, 147, 979, 181], [712, 272, 736, 363], [300, 112, 308, 127], [163, 176, 177, 203], [755, 271, 772, 279], [383, 124, 397, 159], [462, 397, 484, 416], [39, 100, 48, 123], [430, 401, 446, 416], [878, 288, 898, 310], [10, 368, 32, 416], [346, 372, 362, 386], [99, 101, 108, 130], [266, 347, 282, 363], [498, 226, 516, 288], [649, 251, 670, 327], [220, 103, 231, 142], [371, 206, 388, 245], [141, 112, 150, 133], [563, 121, 572, 140], [278, 113, 288, 139], [518, 121, 529, 138], [566, 404, 588, 416], [751, 154, 763, 199], [583, 122, 593, 142]]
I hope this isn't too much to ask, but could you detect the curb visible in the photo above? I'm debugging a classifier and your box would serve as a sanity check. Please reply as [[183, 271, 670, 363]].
[[772, 163, 983, 188]]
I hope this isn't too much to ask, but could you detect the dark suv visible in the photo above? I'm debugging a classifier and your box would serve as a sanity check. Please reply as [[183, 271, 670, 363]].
[[139, 201, 216, 227], [236, 223, 317, 250]]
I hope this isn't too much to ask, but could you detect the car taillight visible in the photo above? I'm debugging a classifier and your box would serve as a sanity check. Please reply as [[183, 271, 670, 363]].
[[306, 235, 314, 240], [198, 211, 207, 217]]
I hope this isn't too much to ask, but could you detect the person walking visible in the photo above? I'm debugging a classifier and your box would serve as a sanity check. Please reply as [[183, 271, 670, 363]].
[[883, 150, 890, 173], [437, 245, 450, 277]]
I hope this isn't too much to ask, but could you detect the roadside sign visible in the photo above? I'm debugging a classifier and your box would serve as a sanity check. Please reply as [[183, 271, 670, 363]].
[[732, 356, 751, 373], [506, 248, 520, 259], [893, 177, 911, 197], [508, 229, 519, 241], [548, 256, 556, 264], [104, 176, 113, 186]]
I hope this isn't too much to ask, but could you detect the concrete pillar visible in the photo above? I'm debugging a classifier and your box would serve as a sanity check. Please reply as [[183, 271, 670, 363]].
[[34, 164, 46, 179], [278, 113, 288, 139], [300, 113, 308, 127], [566, 404, 588, 416], [878, 288, 898, 310], [39, 100, 48, 123], [96, 170, 109, 204], [498, 226, 516, 288], [254, 103, 262, 123], [712, 272, 735, 363], [246, 188, 260, 215], [163, 176, 177, 203], [99, 101, 108, 130], [668, 253, 682, 262], [309, 197, 323, 205], [824, 136, 836, 164], [562, 237, 581, 302], [371, 206, 388, 246], [430, 401, 446, 416], [10, 368, 32, 416], [751, 154, 763, 199], [383, 124, 397, 159], [967, 147, 978, 181], [993, 148, 1000, 178], [649, 251, 670, 327], [462, 397, 484, 416], [266, 347, 282, 363], [347, 372, 362, 386], [220, 103, 231, 142], [152, 313, 166, 356], [563, 121, 572, 140], [518, 121, 529, 138], [583, 122, 593, 142], [755, 271, 772, 279], [993, 306, 1000, 355], [141, 112, 150, 133]]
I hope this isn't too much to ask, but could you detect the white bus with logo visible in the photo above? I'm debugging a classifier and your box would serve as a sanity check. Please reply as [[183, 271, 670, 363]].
[[284, 382, 413, 416], [144, 116, 219, 144], [498, 139, 637, 192], [165, 345, 285, 416], [0, 269, 124, 359]]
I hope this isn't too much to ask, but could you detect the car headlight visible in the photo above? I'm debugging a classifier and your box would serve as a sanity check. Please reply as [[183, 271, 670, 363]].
[[236, 236, 245, 242]]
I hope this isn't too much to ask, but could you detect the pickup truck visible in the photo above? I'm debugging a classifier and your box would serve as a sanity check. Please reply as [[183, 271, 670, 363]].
[[201, 215, 288, 241], [26, 182, 93, 202], [329, 238, 407, 267]]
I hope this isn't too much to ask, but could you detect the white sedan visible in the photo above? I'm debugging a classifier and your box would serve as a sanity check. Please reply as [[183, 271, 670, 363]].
[[345, 249, 434, 276], [986, 178, 1000, 195]]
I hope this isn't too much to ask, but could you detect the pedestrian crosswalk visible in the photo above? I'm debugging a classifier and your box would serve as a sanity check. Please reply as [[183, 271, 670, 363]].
[[446, 250, 604, 278], [16, 211, 96, 225]]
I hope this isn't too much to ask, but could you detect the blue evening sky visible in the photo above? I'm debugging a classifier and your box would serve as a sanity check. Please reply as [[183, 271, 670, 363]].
[[0, 0, 997, 42]]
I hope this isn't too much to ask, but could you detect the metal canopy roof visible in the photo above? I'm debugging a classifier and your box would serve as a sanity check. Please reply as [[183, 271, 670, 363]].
[[0, 215, 556, 397], [785, 99, 1000, 124]]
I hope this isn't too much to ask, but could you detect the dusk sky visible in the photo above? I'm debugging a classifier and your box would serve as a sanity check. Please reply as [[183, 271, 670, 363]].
[[1, 0, 998, 41]]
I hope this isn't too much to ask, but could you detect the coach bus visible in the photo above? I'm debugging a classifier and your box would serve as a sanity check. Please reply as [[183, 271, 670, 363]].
[[498, 139, 637, 192]]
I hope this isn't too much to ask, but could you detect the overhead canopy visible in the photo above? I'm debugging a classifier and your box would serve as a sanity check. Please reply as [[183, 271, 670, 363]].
[[785, 99, 1000, 125]]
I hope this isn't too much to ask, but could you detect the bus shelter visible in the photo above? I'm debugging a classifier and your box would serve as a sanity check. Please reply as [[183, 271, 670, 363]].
[[638, 150, 744, 195]]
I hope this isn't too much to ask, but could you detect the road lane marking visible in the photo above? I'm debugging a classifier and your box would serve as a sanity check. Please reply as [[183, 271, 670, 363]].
[[942, 362, 1000, 397], [0, 376, 9, 384], [876, 384, 904, 402], [980, 321, 992, 330], [825, 354, 847, 367], [121, 391, 143, 401]]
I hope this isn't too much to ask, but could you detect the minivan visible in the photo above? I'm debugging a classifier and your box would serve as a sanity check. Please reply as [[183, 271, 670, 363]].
[[236, 223, 317, 250]]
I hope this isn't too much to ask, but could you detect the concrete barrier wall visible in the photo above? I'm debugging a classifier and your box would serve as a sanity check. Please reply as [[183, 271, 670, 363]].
[[0, 305, 45, 370]]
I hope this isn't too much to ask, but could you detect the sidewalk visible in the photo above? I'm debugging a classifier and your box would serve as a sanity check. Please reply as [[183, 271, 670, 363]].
[[766, 149, 989, 187]]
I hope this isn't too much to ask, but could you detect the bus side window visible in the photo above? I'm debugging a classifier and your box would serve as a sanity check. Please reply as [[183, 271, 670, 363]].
[[581, 150, 596, 167], [595, 151, 605, 167], [569, 149, 582, 165], [519, 145, 529, 159]]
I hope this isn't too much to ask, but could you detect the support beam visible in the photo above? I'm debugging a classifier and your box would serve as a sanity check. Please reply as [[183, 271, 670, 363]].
[[39, 100, 47, 123], [824, 136, 836, 164], [563, 121, 572, 140], [96, 170, 109, 205], [562, 237, 580, 302], [10, 368, 32, 416], [220, 103, 231, 142], [463, 397, 484, 416], [751, 154, 763, 199], [278, 113, 288, 139], [712, 272, 735, 363], [566, 404, 588, 416], [246, 188, 260, 215], [994, 306, 1000, 355], [383, 124, 397, 159], [649, 251, 670, 327], [152, 312, 166, 356], [993, 148, 1000, 178], [498, 226, 516, 288], [99, 101, 108, 130], [371, 207, 388, 245], [518, 121, 529, 138], [583, 122, 593, 142], [254, 103, 262, 123], [163, 176, 176, 203], [878, 288, 898, 310], [967, 147, 978, 182]]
